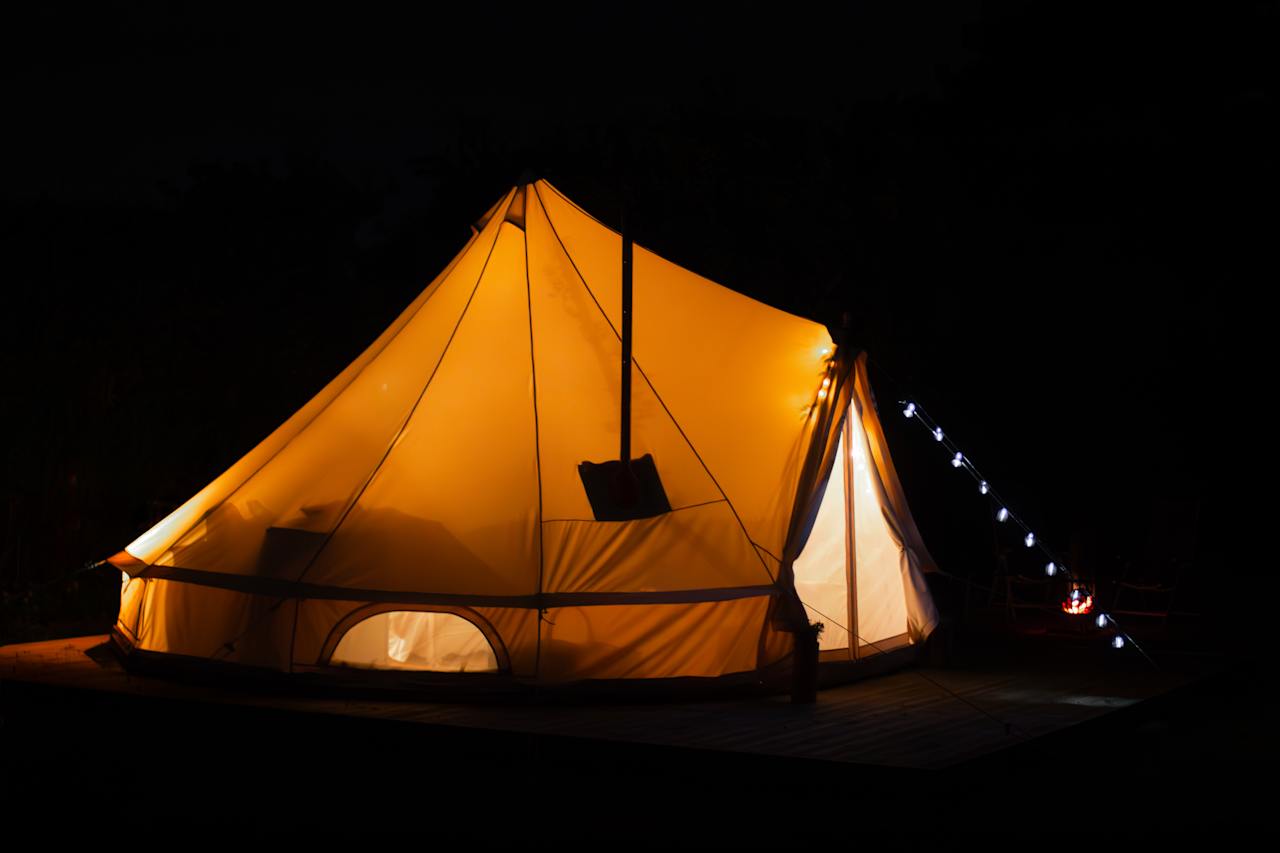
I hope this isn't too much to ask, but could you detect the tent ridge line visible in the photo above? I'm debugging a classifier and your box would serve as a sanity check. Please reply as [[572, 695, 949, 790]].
[[543, 180, 822, 331], [138, 224, 487, 567], [542, 179, 616, 234], [529, 183, 776, 586], [137, 565, 777, 608], [286, 189, 518, 595]]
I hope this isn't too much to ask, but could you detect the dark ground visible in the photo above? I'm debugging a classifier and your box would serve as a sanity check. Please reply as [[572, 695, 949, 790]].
[[1, 626, 1268, 835], [0, 3, 1274, 834]]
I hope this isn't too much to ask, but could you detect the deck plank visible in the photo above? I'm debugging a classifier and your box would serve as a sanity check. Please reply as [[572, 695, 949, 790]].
[[0, 635, 1201, 770]]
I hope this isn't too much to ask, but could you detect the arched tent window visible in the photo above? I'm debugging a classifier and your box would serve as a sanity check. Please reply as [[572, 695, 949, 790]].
[[328, 608, 503, 673]]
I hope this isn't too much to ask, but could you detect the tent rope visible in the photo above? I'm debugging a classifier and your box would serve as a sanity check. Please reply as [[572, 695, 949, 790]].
[[866, 356, 1158, 669]]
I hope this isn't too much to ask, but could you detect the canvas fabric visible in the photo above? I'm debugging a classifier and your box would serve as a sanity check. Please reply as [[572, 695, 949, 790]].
[[108, 181, 936, 683]]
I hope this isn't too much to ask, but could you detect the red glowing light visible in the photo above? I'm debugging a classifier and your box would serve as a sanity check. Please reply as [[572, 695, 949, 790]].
[[1062, 588, 1094, 615]]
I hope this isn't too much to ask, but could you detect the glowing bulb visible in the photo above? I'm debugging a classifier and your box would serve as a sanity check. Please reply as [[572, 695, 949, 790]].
[[818, 389, 827, 400], [979, 481, 989, 495], [821, 377, 831, 388], [903, 403, 916, 418], [1044, 562, 1057, 577], [996, 507, 1009, 522], [1024, 532, 1035, 547], [951, 452, 964, 468], [933, 427, 944, 442], [1112, 635, 1125, 649], [1095, 613, 1109, 628], [820, 348, 831, 358]]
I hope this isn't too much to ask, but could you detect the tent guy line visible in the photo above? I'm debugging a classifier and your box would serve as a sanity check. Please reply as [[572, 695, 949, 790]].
[[899, 397, 1157, 668]]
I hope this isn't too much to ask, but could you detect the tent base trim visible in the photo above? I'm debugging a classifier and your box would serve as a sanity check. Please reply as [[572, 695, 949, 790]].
[[109, 622, 924, 698], [108, 626, 797, 700]]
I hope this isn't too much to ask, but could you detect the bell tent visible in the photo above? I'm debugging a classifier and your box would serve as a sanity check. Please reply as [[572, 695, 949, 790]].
[[106, 180, 939, 691]]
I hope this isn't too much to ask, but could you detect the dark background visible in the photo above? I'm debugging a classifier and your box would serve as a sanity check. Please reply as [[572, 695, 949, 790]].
[[0, 4, 1270, 644]]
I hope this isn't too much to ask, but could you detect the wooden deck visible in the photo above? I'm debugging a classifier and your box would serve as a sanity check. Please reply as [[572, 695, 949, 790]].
[[0, 634, 1210, 772]]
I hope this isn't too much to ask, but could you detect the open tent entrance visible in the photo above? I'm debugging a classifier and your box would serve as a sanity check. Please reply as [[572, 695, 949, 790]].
[[793, 391, 930, 660]]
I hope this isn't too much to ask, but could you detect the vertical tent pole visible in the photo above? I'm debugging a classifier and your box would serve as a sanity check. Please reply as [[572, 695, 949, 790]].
[[844, 402, 859, 660], [620, 208, 633, 468]]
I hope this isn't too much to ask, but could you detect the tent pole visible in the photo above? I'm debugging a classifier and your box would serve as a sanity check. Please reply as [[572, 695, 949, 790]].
[[620, 208, 633, 467]]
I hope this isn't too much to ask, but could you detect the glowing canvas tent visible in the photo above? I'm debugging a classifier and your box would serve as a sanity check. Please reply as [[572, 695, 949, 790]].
[[107, 180, 938, 688]]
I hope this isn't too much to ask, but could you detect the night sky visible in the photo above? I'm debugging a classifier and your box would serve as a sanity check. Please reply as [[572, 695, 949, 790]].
[[2, 5, 1271, 641]]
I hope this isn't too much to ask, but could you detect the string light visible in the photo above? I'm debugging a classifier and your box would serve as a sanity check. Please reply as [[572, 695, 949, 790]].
[[897, 396, 1152, 662]]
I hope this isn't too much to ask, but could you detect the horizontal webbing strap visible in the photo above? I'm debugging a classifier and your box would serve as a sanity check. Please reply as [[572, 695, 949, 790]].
[[137, 564, 778, 609]]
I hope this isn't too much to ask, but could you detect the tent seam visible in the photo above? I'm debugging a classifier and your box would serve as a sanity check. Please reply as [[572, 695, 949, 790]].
[[138, 565, 779, 607], [144, 225, 484, 571], [522, 187, 547, 680], [751, 541, 784, 565], [258, 190, 513, 664], [541, 497, 728, 524], [288, 190, 516, 591], [531, 182, 777, 586]]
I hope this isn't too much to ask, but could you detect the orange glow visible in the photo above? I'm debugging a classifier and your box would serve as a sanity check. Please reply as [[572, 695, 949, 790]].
[[1062, 588, 1094, 615], [103, 180, 943, 682]]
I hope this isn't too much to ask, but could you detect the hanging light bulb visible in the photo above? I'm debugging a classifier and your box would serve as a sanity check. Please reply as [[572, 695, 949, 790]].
[[996, 507, 1009, 522], [979, 480, 989, 495], [818, 388, 828, 400], [1095, 613, 1109, 628], [821, 377, 831, 389], [951, 452, 964, 468], [1024, 532, 1035, 547], [1045, 562, 1057, 577], [1112, 635, 1126, 649], [903, 402, 916, 418], [933, 427, 944, 442]]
